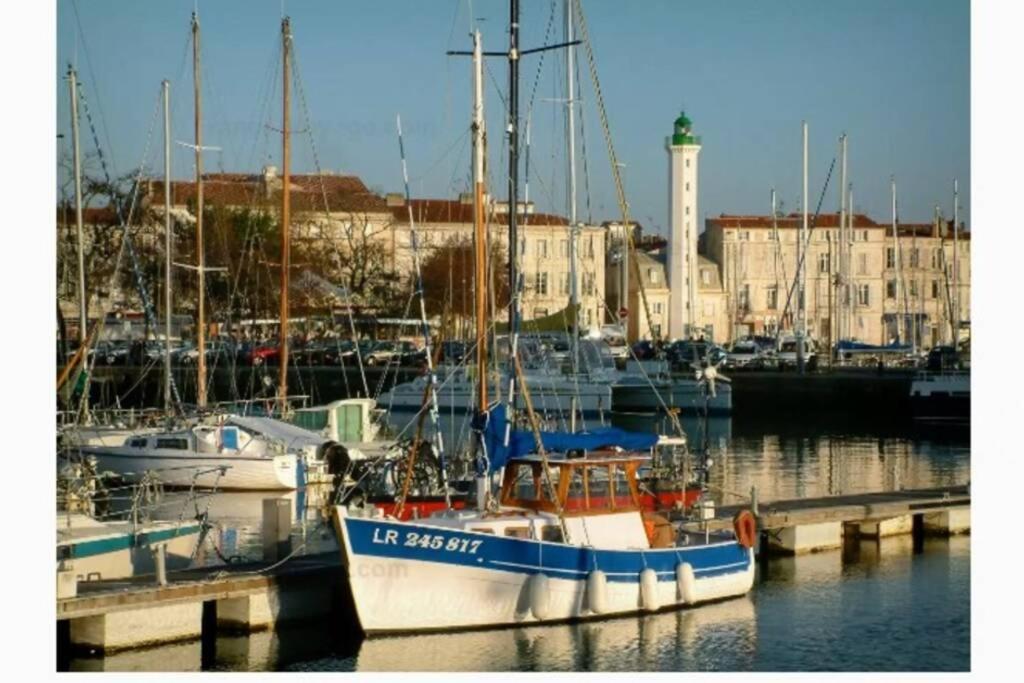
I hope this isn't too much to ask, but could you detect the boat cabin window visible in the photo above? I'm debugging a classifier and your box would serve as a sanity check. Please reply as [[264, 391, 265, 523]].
[[541, 525, 564, 543], [128, 438, 148, 448], [504, 526, 530, 539], [500, 457, 642, 514], [155, 438, 188, 450]]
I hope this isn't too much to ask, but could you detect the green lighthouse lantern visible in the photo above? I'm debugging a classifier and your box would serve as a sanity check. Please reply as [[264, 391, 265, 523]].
[[672, 111, 698, 145]]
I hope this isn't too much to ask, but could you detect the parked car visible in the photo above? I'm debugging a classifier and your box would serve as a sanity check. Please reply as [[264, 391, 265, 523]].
[[364, 340, 419, 366], [439, 340, 468, 365], [776, 336, 818, 370], [89, 340, 130, 366], [630, 339, 659, 360], [600, 326, 629, 361], [724, 340, 775, 370], [925, 345, 962, 372], [666, 340, 727, 370]]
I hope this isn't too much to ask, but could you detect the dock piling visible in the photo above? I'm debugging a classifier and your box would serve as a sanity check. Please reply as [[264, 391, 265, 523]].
[[262, 498, 292, 562]]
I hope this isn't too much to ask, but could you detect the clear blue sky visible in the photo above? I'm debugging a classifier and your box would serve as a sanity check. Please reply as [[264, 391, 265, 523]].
[[56, 0, 970, 233]]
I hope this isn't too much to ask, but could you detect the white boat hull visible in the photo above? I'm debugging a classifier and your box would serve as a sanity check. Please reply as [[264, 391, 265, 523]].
[[612, 380, 732, 414], [83, 449, 299, 490], [333, 511, 754, 634]]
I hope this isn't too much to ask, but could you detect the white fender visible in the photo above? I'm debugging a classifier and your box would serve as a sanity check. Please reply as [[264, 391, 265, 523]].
[[587, 569, 608, 614], [676, 562, 697, 604], [529, 573, 551, 620], [639, 567, 660, 611]]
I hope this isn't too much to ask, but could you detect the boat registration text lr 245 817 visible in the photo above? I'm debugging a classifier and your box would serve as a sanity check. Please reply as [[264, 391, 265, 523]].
[[372, 528, 484, 555]]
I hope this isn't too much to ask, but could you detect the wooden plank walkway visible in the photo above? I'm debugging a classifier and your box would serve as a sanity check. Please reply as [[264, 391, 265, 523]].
[[678, 484, 970, 532], [58, 551, 342, 621]]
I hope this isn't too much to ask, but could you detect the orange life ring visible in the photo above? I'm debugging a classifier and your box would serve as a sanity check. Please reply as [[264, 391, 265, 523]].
[[733, 509, 757, 549]]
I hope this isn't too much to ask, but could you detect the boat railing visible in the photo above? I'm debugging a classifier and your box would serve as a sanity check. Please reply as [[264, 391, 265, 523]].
[[57, 406, 169, 430], [58, 463, 231, 530]]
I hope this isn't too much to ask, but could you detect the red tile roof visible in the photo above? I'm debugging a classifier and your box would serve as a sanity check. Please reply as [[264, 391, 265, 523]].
[[389, 198, 569, 226], [706, 213, 970, 239], [147, 172, 387, 214]]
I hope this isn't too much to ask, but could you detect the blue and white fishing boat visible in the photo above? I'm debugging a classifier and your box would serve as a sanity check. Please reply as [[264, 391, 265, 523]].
[[332, 414, 755, 633]]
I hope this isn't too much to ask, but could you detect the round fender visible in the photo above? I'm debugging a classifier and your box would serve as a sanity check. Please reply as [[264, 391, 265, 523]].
[[529, 573, 551, 620], [587, 569, 608, 614], [676, 562, 697, 604], [639, 567, 660, 612]]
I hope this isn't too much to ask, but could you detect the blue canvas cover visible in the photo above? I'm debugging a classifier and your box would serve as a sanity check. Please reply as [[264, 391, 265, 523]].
[[482, 403, 658, 472]]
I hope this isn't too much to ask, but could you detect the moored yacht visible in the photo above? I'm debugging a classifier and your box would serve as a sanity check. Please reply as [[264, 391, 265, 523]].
[[74, 414, 329, 490]]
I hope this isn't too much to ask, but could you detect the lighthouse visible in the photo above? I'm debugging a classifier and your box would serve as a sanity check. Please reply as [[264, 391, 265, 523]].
[[667, 111, 702, 340]]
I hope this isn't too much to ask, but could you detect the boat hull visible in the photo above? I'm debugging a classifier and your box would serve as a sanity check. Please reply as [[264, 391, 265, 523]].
[[57, 516, 202, 582], [333, 511, 754, 634], [612, 380, 732, 414], [82, 449, 300, 490]]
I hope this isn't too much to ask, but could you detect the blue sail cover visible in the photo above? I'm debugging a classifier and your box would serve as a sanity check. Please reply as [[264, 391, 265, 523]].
[[836, 339, 912, 353], [482, 403, 658, 473]]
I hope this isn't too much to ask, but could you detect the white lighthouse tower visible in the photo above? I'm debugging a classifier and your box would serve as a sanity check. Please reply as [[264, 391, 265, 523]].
[[667, 111, 702, 340]]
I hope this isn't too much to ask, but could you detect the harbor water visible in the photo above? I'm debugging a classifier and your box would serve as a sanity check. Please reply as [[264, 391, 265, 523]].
[[61, 413, 970, 672]]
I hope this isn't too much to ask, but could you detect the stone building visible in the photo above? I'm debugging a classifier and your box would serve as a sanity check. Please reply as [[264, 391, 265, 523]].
[[702, 212, 971, 348], [387, 195, 607, 329]]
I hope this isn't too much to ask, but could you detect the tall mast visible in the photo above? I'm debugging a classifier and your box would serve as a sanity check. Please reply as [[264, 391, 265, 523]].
[[472, 29, 489, 510], [507, 0, 521, 346], [278, 16, 292, 408], [771, 188, 781, 336], [68, 67, 87, 347], [891, 176, 903, 344], [952, 178, 959, 347], [163, 79, 173, 413], [837, 133, 847, 345], [846, 183, 854, 340], [192, 12, 207, 409], [565, 0, 580, 375], [797, 121, 808, 373], [472, 29, 488, 414]]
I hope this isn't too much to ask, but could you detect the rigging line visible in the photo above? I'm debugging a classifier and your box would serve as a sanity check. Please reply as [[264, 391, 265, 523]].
[[70, 0, 119, 186], [571, 0, 656, 342], [573, 42, 593, 225], [290, 44, 371, 394], [778, 157, 837, 329]]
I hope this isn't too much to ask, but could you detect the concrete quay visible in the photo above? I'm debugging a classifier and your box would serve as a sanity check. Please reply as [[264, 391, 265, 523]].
[[679, 484, 970, 556], [57, 551, 349, 654]]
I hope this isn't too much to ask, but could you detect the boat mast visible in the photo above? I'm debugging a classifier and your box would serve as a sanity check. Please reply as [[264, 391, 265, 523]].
[[952, 178, 959, 348], [473, 30, 488, 414], [891, 176, 903, 344], [837, 133, 847, 346], [507, 0, 521, 348], [565, 0, 580, 376], [797, 121, 808, 373], [192, 13, 207, 409], [278, 16, 292, 409], [472, 29, 489, 510], [68, 67, 88, 349], [163, 79, 173, 413]]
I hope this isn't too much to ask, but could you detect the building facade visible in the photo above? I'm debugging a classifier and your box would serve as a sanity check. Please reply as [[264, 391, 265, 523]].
[[702, 213, 970, 348], [388, 196, 607, 330]]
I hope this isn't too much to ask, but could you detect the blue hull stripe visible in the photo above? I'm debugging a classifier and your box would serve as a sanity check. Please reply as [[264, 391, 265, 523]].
[[57, 523, 201, 561], [342, 517, 750, 583]]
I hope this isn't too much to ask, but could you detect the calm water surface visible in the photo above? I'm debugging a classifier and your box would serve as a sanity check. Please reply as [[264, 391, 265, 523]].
[[65, 414, 970, 672]]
